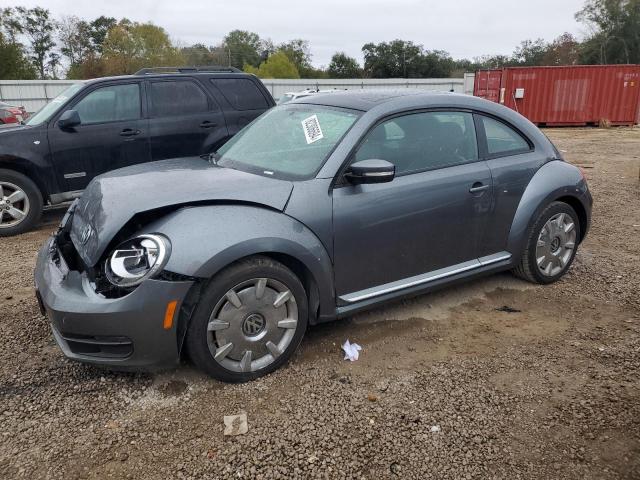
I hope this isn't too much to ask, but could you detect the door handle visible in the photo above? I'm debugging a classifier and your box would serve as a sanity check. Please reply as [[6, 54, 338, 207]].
[[469, 182, 490, 193], [200, 121, 217, 128], [120, 128, 141, 137]]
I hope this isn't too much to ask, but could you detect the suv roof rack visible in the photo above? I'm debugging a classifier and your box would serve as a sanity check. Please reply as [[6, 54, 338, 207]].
[[134, 65, 242, 75]]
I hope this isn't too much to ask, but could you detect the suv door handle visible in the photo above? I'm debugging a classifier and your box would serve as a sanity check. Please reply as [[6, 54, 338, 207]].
[[469, 182, 490, 193], [200, 121, 217, 128], [120, 128, 141, 137]]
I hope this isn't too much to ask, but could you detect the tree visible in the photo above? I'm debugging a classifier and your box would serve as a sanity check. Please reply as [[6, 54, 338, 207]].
[[512, 38, 549, 66], [0, 7, 23, 43], [244, 51, 299, 78], [88, 16, 117, 53], [419, 50, 455, 77], [100, 21, 185, 75], [223, 30, 262, 69], [328, 52, 362, 78], [576, 0, 640, 64], [278, 39, 314, 76], [363, 40, 455, 78], [0, 32, 37, 79], [181, 43, 231, 66], [15, 6, 59, 78], [58, 16, 92, 66], [542, 33, 581, 65]]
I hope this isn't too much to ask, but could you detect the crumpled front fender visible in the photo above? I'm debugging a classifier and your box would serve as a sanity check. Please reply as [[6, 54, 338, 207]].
[[140, 204, 336, 321]]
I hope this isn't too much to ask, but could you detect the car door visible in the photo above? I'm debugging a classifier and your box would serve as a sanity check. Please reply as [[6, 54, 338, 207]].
[[474, 114, 541, 256], [147, 78, 228, 160], [332, 110, 494, 299], [49, 82, 149, 192]]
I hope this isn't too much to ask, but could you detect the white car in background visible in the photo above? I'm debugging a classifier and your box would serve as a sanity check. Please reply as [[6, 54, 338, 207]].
[[277, 88, 344, 104]]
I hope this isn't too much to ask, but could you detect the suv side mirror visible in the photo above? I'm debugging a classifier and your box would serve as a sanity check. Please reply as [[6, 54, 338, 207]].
[[345, 159, 395, 185], [58, 110, 81, 129]]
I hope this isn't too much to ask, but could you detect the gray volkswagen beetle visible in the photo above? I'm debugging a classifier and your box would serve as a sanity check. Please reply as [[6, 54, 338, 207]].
[[35, 91, 592, 382]]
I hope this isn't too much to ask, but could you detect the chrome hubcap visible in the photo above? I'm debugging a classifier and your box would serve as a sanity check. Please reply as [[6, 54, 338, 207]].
[[0, 181, 29, 229], [536, 213, 577, 277], [206, 278, 298, 373]]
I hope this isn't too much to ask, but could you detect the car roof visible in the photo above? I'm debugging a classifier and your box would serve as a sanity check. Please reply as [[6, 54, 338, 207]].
[[84, 71, 256, 85], [291, 89, 456, 111]]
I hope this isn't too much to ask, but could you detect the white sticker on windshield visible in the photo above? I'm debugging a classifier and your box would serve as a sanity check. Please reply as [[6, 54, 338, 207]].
[[301, 115, 324, 144]]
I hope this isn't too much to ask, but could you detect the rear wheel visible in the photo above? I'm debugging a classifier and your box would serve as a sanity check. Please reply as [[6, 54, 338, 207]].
[[186, 256, 308, 382], [513, 201, 579, 284], [0, 169, 43, 237]]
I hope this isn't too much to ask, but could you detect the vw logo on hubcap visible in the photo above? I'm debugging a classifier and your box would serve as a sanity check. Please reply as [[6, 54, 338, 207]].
[[242, 313, 266, 336]]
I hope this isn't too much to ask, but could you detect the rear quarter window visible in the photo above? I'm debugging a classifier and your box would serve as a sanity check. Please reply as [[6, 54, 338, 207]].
[[212, 78, 269, 110], [480, 116, 531, 156]]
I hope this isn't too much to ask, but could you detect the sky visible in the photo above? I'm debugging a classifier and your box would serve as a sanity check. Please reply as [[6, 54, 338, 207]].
[[5, 0, 591, 67]]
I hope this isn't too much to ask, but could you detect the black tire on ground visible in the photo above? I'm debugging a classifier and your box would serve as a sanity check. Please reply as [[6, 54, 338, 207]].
[[513, 201, 580, 285], [0, 169, 43, 237], [186, 255, 309, 383]]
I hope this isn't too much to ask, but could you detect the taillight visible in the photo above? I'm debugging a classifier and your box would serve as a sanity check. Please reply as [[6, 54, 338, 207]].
[[1, 110, 18, 123]]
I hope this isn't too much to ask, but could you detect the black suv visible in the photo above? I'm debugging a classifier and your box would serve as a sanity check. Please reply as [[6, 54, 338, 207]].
[[0, 66, 275, 236]]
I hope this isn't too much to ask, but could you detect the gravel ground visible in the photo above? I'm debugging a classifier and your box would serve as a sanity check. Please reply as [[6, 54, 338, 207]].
[[1, 127, 639, 479]]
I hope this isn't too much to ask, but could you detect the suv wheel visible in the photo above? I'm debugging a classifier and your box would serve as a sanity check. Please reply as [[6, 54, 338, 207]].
[[186, 256, 308, 382], [0, 169, 43, 237], [513, 201, 580, 284]]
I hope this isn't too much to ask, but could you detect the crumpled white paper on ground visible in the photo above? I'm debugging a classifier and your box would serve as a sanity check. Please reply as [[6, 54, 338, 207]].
[[342, 339, 362, 361]]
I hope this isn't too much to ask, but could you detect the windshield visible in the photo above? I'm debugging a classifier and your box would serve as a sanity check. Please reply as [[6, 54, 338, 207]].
[[217, 104, 360, 180], [25, 83, 83, 126]]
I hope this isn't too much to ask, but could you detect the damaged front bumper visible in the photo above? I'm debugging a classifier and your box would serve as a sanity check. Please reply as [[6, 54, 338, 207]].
[[34, 234, 194, 370]]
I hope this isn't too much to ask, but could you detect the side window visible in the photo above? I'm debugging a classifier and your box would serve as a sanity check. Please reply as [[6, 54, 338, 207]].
[[354, 111, 478, 175], [480, 116, 530, 156], [213, 78, 269, 110], [150, 80, 210, 117], [73, 84, 140, 124]]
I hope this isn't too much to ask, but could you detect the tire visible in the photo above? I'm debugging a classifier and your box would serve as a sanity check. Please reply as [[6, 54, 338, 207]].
[[513, 201, 580, 284], [0, 169, 43, 237], [186, 256, 309, 383]]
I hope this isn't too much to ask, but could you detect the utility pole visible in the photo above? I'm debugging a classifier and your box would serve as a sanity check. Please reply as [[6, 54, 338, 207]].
[[403, 47, 407, 78]]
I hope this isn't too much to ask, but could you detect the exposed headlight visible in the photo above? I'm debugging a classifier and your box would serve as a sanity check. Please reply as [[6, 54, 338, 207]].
[[105, 234, 171, 287]]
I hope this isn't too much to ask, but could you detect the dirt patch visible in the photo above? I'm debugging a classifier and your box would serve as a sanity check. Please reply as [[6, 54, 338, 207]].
[[0, 127, 639, 479]]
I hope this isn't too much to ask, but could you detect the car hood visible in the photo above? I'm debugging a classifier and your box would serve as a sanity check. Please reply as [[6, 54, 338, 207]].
[[0, 123, 28, 133], [69, 157, 294, 266]]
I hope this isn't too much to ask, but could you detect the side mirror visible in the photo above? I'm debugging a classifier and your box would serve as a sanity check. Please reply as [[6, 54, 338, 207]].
[[58, 110, 81, 129], [345, 159, 395, 185]]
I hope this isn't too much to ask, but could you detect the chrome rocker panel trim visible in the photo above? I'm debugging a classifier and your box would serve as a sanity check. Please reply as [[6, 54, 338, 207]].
[[339, 252, 512, 303]]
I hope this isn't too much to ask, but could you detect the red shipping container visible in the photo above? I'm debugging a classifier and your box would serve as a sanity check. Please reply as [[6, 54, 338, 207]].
[[474, 65, 640, 126]]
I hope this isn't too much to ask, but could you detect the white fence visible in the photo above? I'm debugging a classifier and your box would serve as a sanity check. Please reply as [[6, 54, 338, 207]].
[[0, 76, 475, 113], [262, 78, 468, 100], [0, 80, 77, 114]]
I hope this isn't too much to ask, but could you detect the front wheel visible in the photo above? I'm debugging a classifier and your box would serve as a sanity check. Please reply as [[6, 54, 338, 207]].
[[186, 256, 308, 382], [513, 201, 580, 284], [0, 169, 43, 237]]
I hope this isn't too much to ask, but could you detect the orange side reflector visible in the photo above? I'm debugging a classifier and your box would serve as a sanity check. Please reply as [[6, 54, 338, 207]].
[[163, 300, 178, 330]]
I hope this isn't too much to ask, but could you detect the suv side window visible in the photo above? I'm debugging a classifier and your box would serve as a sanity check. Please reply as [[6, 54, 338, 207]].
[[74, 83, 140, 124], [480, 115, 530, 156], [354, 111, 478, 175], [149, 80, 210, 117], [213, 78, 269, 110]]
